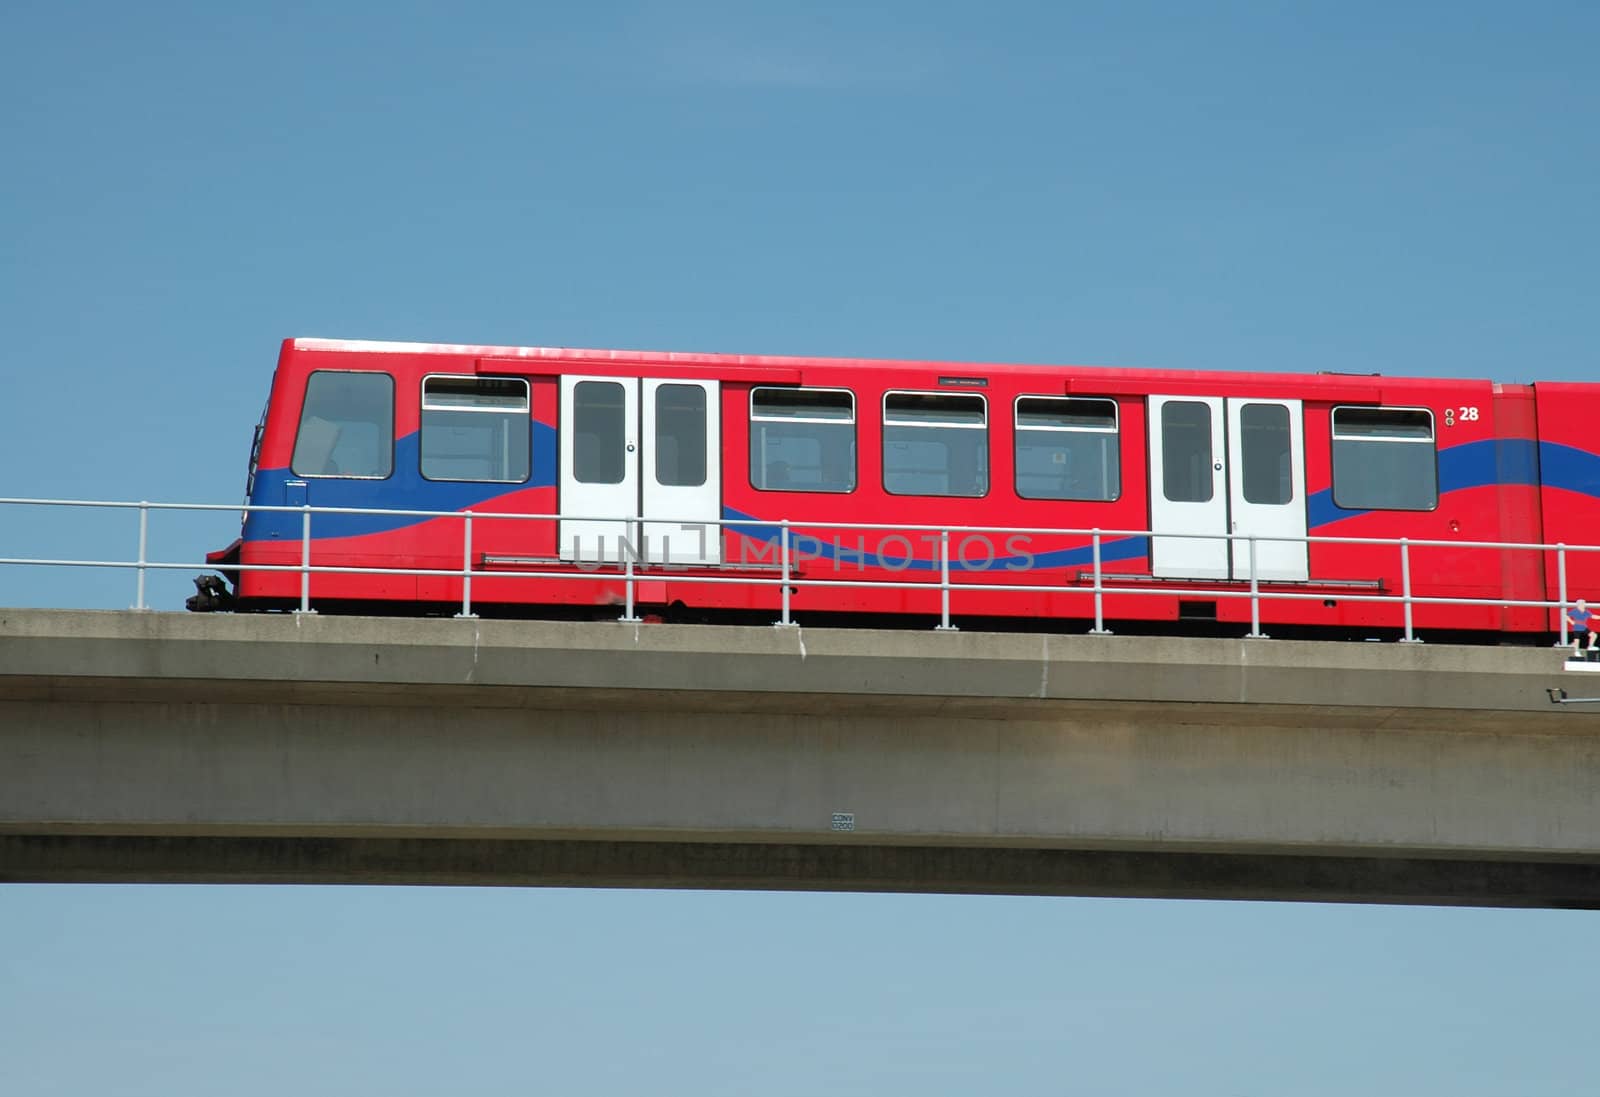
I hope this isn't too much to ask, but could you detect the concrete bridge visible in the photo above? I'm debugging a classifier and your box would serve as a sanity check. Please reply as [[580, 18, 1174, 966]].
[[2, 608, 1596, 907]]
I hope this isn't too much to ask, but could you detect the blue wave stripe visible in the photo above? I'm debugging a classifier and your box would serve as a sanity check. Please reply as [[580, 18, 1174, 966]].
[[241, 431, 1593, 550], [245, 423, 557, 541], [1539, 441, 1600, 500]]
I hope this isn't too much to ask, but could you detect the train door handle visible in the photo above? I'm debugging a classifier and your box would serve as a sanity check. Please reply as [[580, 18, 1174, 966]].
[[626, 442, 636, 453], [1213, 462, 1223, 471]]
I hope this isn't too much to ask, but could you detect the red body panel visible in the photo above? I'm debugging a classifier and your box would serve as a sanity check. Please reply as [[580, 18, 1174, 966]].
[[221, 337, 1600, 635], [1534, 382, 1600, 625]]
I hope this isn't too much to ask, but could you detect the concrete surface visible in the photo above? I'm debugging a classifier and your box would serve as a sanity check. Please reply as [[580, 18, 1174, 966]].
[[2, 609, 1596, 907]]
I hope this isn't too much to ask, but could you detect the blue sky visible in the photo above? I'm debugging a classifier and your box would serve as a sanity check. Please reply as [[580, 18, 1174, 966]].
[[2, 2, 1598, 1093]]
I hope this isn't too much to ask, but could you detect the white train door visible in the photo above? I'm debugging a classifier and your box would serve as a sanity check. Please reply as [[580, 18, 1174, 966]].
[[1149, 396, 1228, 578], [1147, 395, 1307, 581], [642, 379, 721, 565], [1226, 398, 1307, 581], [560, 376, 638, 563], [559, 376, 721, 566]]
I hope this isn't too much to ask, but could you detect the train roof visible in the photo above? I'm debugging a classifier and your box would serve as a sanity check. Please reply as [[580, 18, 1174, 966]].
[[287, 336, 1520, 394]]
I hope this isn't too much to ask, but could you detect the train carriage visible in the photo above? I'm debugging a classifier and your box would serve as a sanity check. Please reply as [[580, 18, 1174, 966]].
[[204, 337, 1600, 637]]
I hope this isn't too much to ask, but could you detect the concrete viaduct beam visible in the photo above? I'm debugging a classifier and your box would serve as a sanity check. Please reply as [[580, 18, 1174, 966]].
[[1, 609, 1596, 907]]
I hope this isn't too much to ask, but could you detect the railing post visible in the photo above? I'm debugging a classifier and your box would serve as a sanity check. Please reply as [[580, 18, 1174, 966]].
[[1088, 530, 1110, 634], [936, 529, 957, 631], [133, 501, 149, 611], [456, 511, 477, 619], [1245, 536, 1267, 638], [1399, 538, 1419, 643], [297, 505, 315, 614], [776, 520, 796, 627], [1557, 544, 1570, 648], [619, 516, 642, 623]]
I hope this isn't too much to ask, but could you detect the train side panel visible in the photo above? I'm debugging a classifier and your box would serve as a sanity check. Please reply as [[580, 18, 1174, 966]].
[[218, 337, 1590, 636], [715, 370, 1154, 621], [1535, 382, 1600, 626], [237, 343, 564, 607], [1272, 379, 1514, 632]]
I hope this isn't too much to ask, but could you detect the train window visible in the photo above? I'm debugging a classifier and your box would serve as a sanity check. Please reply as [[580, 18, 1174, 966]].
[[1160, 401, 1214, 503], [420, 376, 530, 483], [1332, 407, 1436, 511], [1239, 403, 1292, 505], [750, 388, 856, 493], [573, 380, 627, 485], [883, 392, 988, 497], [1014, 397, 1119, 501], [655, 384, 707, 487], [291, 371, 394, 479]]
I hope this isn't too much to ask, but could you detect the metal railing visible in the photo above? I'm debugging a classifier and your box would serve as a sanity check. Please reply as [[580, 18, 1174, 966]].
[[1, 495, 1596, 644]]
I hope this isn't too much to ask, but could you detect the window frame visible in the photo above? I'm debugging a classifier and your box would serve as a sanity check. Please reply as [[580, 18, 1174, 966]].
[[1158, 398, 1218, 504], [291, 369, 396, 481], [654, 381, 709, 489], [748, 385, 858, 494], [418, 373, 532, 485], [881, 389, 990, 499], [1012, 394, 1121, 503], [1236, 401, 1294, 506], [571, 378, 630, 486], [1329, 404, 1438, 512]]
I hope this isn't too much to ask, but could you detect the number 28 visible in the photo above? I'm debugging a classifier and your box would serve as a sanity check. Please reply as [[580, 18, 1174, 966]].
[[1445, 406, 1479, 426]]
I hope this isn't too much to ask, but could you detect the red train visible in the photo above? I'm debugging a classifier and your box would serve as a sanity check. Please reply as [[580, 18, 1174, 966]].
[[201, 337, 1600, 637]]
